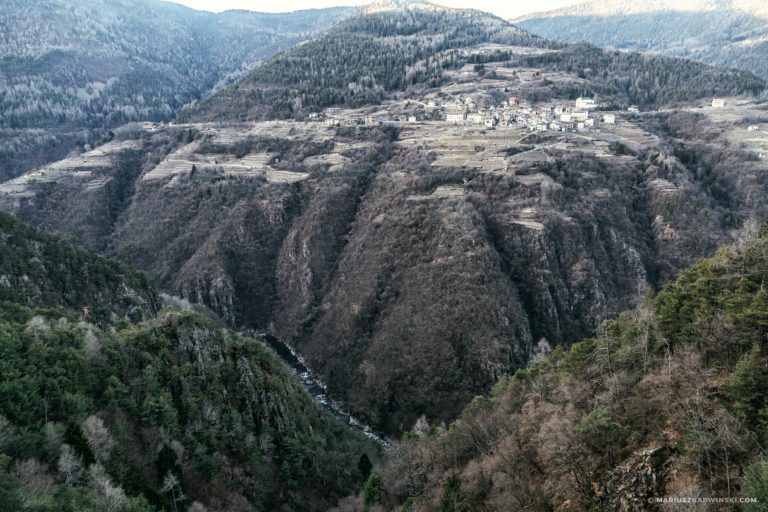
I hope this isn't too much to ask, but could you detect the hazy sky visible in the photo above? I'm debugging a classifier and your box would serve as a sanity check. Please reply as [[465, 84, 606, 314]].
[[164, 0, 581, 19]]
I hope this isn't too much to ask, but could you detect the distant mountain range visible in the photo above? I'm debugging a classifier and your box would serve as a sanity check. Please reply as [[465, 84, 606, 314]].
[[0, 0, 354, 182], [515, 0, 768, 80]]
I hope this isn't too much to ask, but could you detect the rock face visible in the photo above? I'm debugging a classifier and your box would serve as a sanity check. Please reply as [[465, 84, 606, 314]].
[[4, 102, 766, 436], [595, 447, 670, 511]]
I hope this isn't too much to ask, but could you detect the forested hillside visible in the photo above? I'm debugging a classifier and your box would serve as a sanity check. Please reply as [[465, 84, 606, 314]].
[[343, 220, 768, 511], [0, 213, 379, 511], [0, 211, 158, 325], [180, 5, 557, 121], [181, 1, 764, 122], [0, 0, 353, 182], [521, 43, 765, 106], [517, 0, 768, 80]]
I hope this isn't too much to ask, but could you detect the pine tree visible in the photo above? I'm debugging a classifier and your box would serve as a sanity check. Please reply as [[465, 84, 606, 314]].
[[358, 453, 373, 481], [64, 418, 96, 466]]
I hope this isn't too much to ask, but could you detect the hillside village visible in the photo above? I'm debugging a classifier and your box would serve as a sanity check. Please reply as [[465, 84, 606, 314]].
[[321, 95, 618, 132]]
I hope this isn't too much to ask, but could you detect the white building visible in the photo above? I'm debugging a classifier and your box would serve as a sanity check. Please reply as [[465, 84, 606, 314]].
[[748, 125, 760, 132], [603, 114, 616, 124], [576, 97, 596, 109], [560, 113, 573, 122], [585, 119, 594, 127], [712, 98, 726, 108], [628, 105, 640, 113], [446, 112, 466, 124], [571, 111, 589, 122], [468, 113, 483, 124], [325, 118, 340, 127]]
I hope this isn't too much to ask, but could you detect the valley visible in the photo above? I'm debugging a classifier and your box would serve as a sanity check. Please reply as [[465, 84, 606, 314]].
[[2, 1, 768, 510], [3, 35, 766, 435]]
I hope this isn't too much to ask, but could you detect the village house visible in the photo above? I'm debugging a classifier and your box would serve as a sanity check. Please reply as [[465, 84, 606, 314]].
[[571, 111, 589, 122], [712, 98, 726, 108], [628, 105, 640, 113], [446, 112, 466, 124], [585, 119, 594, 127], [325, 118, 340, 127], [575, 97, 596, 109], [748, 125, 760, 132], [603, 114, 616, 124], [560, 113, 573, 122]]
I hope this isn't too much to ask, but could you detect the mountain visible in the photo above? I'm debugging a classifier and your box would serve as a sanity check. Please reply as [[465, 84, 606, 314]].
[[341, 218, 768, 511], [178, 3, 557, 121], [182, 0, 763, 122], [0, 212, 378, 511], [0, 0, 354, 182], [515, 0, 768, 80], [1, 1, 766, 438]]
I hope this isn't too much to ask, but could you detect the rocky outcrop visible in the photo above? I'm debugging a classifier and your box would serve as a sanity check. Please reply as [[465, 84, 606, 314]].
[[595, 447, 671, 511]]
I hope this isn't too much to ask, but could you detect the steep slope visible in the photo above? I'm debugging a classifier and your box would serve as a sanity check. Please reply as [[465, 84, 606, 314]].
[[0, 210, 158, 324], [0, 0, 354, 182], [0, 215, 379, 511], [345, 219, 768, 511], [516, 0, 768, 80], [2, 3, 766, 437]]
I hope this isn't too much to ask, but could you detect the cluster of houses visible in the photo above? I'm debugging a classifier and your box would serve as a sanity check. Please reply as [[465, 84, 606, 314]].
[[443, 96, 617, 132], [316, 108, 417, 127]]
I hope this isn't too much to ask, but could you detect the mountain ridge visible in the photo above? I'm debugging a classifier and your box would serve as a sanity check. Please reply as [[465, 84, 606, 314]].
[[516, 0, 768, 80], [514, 0, 768, 21], [0, 0, 354, 182]]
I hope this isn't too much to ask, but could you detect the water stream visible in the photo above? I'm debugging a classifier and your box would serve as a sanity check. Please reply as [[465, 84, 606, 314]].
[[256, 333, 390, 446]]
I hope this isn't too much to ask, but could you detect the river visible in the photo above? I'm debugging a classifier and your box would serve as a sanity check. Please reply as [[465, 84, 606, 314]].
[[255, 333, 390, 446]]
